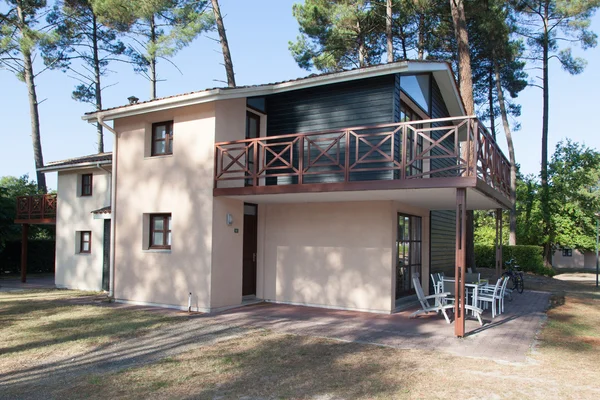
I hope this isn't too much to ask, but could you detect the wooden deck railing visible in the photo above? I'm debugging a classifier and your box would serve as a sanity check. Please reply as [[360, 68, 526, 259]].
[[15, 194, 57, 223], [214, 116, 510, 198]]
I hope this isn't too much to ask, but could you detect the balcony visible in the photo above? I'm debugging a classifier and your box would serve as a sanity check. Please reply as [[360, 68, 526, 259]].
[[214, 116, 510, 207], [15, 194, 57, 224]]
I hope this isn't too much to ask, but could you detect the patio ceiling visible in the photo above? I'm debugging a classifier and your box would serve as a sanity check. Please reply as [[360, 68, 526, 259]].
[[226, 186, 505, 211]]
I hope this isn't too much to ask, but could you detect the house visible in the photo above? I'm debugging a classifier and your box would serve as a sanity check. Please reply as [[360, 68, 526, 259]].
[[20, 61, 510, 334], [552, 247, 596, 269]]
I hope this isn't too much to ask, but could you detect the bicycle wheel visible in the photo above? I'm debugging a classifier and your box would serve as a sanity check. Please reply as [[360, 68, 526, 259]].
[[510, 275, 518, 291], [516, 275, 524, 293]]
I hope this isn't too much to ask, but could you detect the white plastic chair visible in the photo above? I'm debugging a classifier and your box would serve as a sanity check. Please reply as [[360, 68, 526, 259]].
[[430, 273, 443, 294], [478, 277, 504, 318], [498, 275, 510, 313], [410, 276, 454, 323]]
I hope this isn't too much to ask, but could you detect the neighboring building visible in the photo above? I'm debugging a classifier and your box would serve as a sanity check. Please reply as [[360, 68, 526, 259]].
[[552, 248, 596, 269], [37, 154, 112, 291], [27, 61, 511, 314]]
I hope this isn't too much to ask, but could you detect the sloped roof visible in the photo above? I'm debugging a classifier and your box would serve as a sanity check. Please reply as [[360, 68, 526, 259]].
[[38, 152, 112, 172], [91, 206, 111, 214], [83, 60, 464, 122]]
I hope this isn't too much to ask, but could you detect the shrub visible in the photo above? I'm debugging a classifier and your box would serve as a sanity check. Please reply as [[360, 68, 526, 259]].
[[474, 244, 555, 276], [0, 239, 55, 274]]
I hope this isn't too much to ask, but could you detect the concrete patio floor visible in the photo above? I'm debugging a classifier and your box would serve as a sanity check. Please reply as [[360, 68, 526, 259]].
[[0, 275, 55, 292], [206, 289, 551, 363]]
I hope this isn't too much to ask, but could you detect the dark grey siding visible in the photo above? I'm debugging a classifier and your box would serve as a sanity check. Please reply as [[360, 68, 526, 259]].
[[430, 77, 456, 178], [263, 75, 396, 184], [429, 75, 457, 277], [430, 210, 456, 277]]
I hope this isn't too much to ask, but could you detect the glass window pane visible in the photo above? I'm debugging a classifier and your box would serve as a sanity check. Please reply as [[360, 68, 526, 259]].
[[83, 232, 90, 241], [167, 232, 171, 246], [82, 242, 90, 251], [244, 205, 257, 215], [154, 140, 166, 154], [400, 74, 430, 113], [168, 138, 173, 153], [154, 125, 166, 139], [167, 216, 172, 230], [153, 232, 163, 246], [153, 218, 163, 230]]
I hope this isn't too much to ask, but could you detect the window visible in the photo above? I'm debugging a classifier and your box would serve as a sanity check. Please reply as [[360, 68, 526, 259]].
[[151, 121, 174, 156], [400, 74, 431, 113], [81, 174, 93, 196], [400, 103, 424, 176], [79, 231, 91, 253], [562, 248, 573, 257], [150, 214, 172, 249], [396, 213, 422, 299]]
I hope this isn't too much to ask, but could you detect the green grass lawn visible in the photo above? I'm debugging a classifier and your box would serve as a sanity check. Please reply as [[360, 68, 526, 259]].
[[2, 277, 600, 399]]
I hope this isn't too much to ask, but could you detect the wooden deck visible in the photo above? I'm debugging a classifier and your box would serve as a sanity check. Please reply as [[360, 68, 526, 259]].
[[213, 115, 510, 205]]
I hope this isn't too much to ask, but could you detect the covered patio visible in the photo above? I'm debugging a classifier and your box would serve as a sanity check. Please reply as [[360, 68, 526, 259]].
[[207, 289, 550, 363]]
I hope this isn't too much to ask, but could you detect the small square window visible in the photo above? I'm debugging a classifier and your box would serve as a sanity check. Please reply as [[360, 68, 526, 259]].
[[81, 174, 93, 196], [151, 121, 173, 156], [149, 214, 171, 249], [79, 231, 91, 253], [562, 248, 572, 257]]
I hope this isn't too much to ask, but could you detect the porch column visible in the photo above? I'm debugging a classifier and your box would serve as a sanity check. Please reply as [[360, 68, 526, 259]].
[[454, 188, 467, 337], [495, 209, 503, 278], [20, 223, 29, 283]]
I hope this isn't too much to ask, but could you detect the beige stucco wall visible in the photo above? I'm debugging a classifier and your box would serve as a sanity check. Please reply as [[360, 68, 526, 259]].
[[55, 168, 111, 291], [256, 200, 430, 313], [113, 103, 217, 311], [112, 98, 250, 311]]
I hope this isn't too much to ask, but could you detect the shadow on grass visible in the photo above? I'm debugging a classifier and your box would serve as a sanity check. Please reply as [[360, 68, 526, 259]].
[[69, 333, 416, 400]]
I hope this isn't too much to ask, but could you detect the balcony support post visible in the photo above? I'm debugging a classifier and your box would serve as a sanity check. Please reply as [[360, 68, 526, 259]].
[[20, 223, 29, 283], [454, 188, 467, 337]]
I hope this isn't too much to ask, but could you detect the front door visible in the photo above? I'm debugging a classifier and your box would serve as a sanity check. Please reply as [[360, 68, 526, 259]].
[[242, 204, 258, 296], [102, 219, 111, 291]]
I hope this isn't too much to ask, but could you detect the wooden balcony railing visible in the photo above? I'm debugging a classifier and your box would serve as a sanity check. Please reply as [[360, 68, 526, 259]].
[[15, 194, 57, 223], [214, 116, 510, 198]]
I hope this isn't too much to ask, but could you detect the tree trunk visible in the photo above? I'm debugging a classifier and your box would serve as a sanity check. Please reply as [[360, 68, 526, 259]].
[[149, 15, 157, 99], [386, 0, 393, 63], [17, 1, 46, 193], [211, 0, 236, 87], [418, 13, 425, 60], [92, 13, 104, 153], [495, 61, 517, 245], [399, 25, 408, 59], [488, 67, 496, 139], [356, 19, 366, 67], [449, 0, 475, 115], [541, 9, 551, 266], [449, 0, 475, 268]]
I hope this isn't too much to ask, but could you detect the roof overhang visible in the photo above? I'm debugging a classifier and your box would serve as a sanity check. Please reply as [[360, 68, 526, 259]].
[[38, 160, 112, 173], [83, 61, 465, 123]]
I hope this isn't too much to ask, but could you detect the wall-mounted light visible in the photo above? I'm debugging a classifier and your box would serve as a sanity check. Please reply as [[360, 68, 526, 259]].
[[226, 213, 233, 226]]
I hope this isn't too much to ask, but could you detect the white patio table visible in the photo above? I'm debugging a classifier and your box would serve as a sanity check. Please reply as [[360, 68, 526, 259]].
[[442, 278, 486, 316]]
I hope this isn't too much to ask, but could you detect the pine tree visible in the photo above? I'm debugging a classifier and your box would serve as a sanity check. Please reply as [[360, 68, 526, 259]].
[[0, 0, 49, 192]]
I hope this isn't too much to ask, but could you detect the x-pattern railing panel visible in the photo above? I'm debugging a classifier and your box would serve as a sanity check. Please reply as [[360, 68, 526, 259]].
[[15, 194, 57, 221]]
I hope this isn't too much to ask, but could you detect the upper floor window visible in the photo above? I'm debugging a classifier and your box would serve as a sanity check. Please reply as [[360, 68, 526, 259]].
[[562, 248, 572, 257], [81, 174, 93, 196], [150, 214, 172, 249], [152, 121, 173, 156], [400, 74, 431, 114]]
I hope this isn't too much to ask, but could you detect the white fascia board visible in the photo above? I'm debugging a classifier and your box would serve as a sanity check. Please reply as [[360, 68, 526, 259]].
[[82, 61, 453, 123], [37, 160, 112, 173]]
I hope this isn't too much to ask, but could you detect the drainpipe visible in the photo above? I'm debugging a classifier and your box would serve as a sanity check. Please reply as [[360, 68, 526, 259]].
[[95, 115, 118, 299]]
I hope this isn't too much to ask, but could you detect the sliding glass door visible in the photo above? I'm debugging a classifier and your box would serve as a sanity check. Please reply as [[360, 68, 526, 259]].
[[396, 213, 422, 299]]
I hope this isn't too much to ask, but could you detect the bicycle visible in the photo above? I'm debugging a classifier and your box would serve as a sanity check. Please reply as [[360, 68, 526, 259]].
[[503, 258, 524, 294]]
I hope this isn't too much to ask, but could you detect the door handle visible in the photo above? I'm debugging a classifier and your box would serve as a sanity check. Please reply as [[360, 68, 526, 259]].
[[253, 253, 256, 262]]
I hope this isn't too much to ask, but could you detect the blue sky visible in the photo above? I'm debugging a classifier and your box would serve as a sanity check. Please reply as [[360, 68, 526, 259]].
[[1, 1, 599, 190]]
